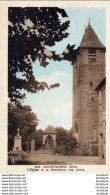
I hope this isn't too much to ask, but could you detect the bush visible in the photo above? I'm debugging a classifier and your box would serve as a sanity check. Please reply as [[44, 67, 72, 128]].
[[74, 148, 84, 156], [22, 143, 27, 151], [55, 139, 78, 156], [73, 142, 99, 156], [55, 127, 78, 155], [55, 145, 66, 155], [55, 137, 77, 156], [8, 135, 14, 151], [31, 130, 43, 150], [92, 145, 99, 156], [55, 145, 75, 156], [64, 146, 74, 156]]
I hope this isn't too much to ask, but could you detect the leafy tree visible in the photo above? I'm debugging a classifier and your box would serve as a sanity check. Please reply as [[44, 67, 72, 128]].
[[8, 134, 14, 152], [55, 126, 68, 146], [8, 103, 38, 151], [68, 127, 73, 136], [8, 7, 78, 106], [45, 125, 55, 132], [31, 129, 43, 150], [55, 126, 78, 155], [8, 7, 74, 105]]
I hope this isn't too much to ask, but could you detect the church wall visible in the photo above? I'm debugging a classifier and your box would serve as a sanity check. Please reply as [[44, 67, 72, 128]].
[[101, 86, 106, 110], [73, 48, 105, 144], [97, 85, 106, 158], [78, 110, 98, 142]]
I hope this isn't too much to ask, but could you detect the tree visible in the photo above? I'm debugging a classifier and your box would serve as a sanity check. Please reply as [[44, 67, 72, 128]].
[[68, 127, 73, 136], [31, 129, 43, 150], [8, 103, 39, 151], [8, 7, 71, 105], [55, 126, 68, 146], [8, 7, 78, 106], [55, 126, 78, 155]]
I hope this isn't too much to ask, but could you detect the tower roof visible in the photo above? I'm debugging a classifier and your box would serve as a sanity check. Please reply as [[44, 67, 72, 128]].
[[79, 22, 105, 49]]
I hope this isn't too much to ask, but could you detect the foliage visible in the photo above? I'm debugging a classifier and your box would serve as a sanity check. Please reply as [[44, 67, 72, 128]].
[[8, 135, 14, 151], [55, 126, 78, 155], [8, 103, 38, 151], [91, 145, 99, 156], [55, 127, 68, 144], [68, 127, 73, 136], [31, 129, 43, 150], [8, 103, 38, 135], [74, 148, 90, 156], [73, 143, 99, 156], [45, 125, 55, 132], [8, 7, 79, 106]]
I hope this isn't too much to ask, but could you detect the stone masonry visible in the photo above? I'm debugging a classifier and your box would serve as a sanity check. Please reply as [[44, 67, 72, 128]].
[[73, 22, 106, 151]]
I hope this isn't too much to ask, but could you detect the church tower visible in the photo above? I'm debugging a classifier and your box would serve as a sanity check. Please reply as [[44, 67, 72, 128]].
[[73, 22, 105, 146]]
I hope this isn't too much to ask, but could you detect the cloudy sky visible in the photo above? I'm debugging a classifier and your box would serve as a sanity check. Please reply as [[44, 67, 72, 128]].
[[23, 8, 105, 130]]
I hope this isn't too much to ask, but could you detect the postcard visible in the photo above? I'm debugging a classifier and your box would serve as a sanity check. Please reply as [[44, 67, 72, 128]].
[[0, 1, 110, 173]]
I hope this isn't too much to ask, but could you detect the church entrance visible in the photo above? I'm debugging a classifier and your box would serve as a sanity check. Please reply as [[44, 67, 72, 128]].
[[45, 135, 53, 149]]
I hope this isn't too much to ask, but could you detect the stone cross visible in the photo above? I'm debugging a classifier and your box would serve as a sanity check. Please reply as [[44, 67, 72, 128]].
[[17, 128, 20, 136], [13, 128, 22, 152], [88, 17, 92, 24]]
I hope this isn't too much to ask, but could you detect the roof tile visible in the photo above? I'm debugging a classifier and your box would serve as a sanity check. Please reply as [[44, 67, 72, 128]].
[[79, 23, 105, 49]]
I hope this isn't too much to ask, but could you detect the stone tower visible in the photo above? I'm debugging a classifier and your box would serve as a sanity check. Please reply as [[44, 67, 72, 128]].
[[73, 22, 105, 146]]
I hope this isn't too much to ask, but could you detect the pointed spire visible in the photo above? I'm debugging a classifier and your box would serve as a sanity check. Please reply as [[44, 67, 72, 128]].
[[79, 23, 105, 49]]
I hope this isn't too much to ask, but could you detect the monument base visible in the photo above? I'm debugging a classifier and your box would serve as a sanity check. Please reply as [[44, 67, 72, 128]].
[[13, 147, 22, 152]]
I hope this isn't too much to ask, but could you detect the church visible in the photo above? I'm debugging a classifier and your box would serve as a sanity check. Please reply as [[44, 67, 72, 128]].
[[72, 21, 106, 157]]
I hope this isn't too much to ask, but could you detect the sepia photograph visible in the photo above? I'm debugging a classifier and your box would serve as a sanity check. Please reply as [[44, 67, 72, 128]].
[[8, 7, 106, 166]]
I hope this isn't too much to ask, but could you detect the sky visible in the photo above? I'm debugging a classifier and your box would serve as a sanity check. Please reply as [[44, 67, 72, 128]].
[[23, 8, 105, 130]]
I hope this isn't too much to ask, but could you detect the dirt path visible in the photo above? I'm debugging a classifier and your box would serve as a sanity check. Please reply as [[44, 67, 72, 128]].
[[22, 153, 105, 165]]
